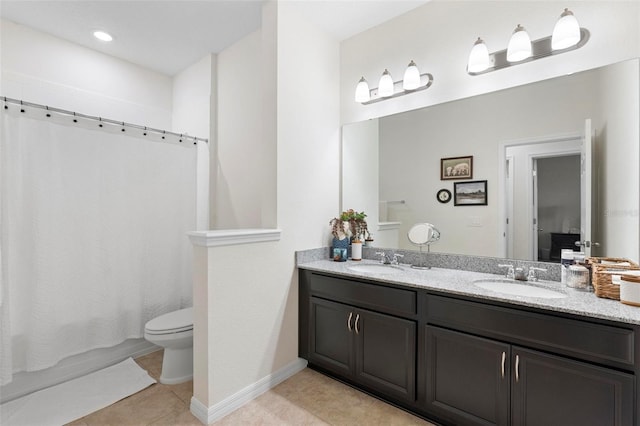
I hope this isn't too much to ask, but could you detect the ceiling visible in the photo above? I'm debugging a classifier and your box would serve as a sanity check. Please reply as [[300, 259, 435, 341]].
[[0, 0, 429, 76]]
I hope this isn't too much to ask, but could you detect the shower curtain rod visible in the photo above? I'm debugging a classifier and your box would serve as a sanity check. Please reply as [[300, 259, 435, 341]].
[[2, 96, 208, 144]]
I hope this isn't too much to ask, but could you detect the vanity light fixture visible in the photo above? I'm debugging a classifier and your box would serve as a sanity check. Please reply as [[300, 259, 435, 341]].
[[354, 77, 371, 103], [467, 38, 491, 73], [552, 8, 581, 50], [402, 60, 421, 90], [378, 69, 395, 97], [467, 8, 589, 76], [506, 25, 532, 62], [93, 30, 113, 42], [355, 62, 434, 105]]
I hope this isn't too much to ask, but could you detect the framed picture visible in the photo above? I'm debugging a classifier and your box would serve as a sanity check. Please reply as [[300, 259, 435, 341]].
[[454, 180, 487, 206], [441, 156, 473, 180]]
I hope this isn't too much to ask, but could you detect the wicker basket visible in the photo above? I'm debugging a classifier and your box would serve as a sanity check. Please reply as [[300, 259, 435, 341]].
[[586, 257, 640, 300]]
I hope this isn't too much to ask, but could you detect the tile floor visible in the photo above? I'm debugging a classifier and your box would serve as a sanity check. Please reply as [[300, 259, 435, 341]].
[[67, 350, 435, 425]]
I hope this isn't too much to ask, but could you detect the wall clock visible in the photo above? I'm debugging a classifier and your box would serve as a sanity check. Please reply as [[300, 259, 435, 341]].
[[437, 188, 451, 204]]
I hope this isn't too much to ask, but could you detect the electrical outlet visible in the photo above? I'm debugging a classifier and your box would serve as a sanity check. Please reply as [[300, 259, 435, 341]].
[[469, 216, 483, 227]]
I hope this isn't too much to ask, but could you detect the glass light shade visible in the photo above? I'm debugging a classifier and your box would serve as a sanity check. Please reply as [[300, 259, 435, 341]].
[[506, 25, 532, 62], [378, 69, 394, 97], [467, 37, 491, 73], [552, 8, 581, 50], [402, 61, 421, 90], [354, 77, 370, 103]]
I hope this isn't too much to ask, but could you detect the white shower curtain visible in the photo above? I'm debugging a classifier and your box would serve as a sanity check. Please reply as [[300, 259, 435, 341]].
[[0, 108, 196, 385]]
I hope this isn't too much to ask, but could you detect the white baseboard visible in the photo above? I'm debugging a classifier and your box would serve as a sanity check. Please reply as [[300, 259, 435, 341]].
[[190, 357, 308, 425]]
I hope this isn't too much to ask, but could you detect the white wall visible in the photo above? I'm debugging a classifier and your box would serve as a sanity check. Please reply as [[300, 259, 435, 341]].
[[193, 0, 341, 414], [172, 55, 215, 231], [597, 60, 640, 262], [216, 30, 274, 229], [341, 1, 640, 125], [1, 19, 173, 128], [172, 55, 214, 139], [276, 0, 341, 251]]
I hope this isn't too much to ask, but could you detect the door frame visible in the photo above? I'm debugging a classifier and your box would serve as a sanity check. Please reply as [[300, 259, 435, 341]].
[[498, 133, 582, 259]]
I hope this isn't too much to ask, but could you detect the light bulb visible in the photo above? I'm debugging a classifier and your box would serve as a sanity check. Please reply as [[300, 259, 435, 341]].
[[93, 30, 113, 42], [402, 61, 421, 90], [354, 77, 370, 103], [507, 24, 532, 62], [378, 69, 394, 97], [467, 37, 491, 73], [552, 8, 581, 50]]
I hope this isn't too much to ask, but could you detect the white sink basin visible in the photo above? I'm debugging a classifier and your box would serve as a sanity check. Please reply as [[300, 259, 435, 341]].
[[474, 279, 566, 299], [348, 263, 404, 275]]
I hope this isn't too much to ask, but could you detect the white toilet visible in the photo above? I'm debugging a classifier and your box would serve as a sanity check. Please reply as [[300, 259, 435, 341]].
[[144, 307, 193, 384]]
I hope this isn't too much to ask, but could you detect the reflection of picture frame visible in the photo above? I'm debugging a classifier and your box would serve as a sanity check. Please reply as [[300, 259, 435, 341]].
[[454, 180, 487, 206], [441, 156, 473, 180]]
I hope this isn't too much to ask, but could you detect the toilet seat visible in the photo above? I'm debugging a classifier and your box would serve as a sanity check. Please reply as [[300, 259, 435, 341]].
[[145, 307, 193, 335]]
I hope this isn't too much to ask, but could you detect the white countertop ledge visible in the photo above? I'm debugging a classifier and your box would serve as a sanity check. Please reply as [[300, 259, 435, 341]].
[[297, 259, 640, 326], [378, 221, 402, 231], [188, 228, 282, 247]]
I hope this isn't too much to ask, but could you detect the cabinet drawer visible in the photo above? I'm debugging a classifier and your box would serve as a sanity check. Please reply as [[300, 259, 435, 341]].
[[310, 273, 417, 318], [427, 294, 634, 367]]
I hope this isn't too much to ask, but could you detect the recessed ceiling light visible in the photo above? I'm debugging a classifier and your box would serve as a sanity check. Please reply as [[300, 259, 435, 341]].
[[93, 31, 113, 42]]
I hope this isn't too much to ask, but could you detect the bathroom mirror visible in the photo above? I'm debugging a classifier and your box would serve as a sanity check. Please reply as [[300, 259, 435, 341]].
[[342, 58, 640, 263], [407, 223, 440, 269]]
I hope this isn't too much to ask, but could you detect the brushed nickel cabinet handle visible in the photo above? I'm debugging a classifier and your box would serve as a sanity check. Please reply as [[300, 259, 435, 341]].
[[501, 352, 506, 378], [347, 312, 353, 331], [355, 314, 360, 334], [515, 355, 520, 382]]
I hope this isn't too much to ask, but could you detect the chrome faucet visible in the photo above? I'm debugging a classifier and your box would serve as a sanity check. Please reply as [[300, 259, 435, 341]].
[[499, 264, 547, 281], [527, 267, 547, 282], [498, 264, 515, 280], [375, 252, 404, 265], [376, 251, 392, 264]]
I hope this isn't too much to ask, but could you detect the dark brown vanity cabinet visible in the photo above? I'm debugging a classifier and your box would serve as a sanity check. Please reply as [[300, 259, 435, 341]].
[[300, 271, 418, 405], [511, 346, 634, 426], [299, 269, 639, 425], [426, 326, 510, 425], [426, 294, 636, 426], [426, 325, 634, 426]]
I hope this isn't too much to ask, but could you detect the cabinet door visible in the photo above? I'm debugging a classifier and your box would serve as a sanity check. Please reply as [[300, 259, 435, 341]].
[[511, 346, 634, 426], [355, 309, 417, 403], [309, 297, 354, 376], [426, 326, 510, 426]]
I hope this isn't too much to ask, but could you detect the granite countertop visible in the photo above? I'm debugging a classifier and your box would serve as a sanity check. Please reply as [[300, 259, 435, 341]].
[[298, 259, 640, 326]]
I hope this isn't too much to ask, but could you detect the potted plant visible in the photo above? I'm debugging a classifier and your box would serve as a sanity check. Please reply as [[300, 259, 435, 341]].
[[330, 209, 368, 242], [329, 209, 368, 261]]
